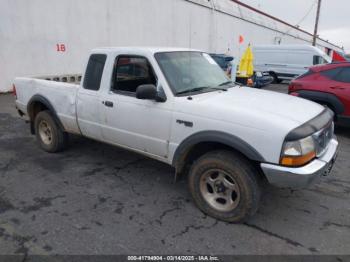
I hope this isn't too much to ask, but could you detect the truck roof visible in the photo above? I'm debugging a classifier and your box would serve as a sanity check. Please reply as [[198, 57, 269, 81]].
[[91, 47, 201, 55], [252, 44, 330, 58]]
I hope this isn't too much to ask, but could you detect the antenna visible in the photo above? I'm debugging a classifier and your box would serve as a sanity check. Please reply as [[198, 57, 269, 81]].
[[312, 0, 322, 46]]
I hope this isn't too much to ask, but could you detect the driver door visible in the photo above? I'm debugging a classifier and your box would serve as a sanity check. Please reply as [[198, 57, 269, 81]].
[[100, 55, 172, 159]]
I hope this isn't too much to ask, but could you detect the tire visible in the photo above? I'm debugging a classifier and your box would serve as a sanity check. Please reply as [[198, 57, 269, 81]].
[[270, 72, 282, 84], [34, 110, 68, 153], [188, 150, 261, 223]]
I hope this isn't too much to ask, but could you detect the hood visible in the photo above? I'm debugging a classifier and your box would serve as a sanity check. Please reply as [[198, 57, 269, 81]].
[[174, 86, 324, 133]]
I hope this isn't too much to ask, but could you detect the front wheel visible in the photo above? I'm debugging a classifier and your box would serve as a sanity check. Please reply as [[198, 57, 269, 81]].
[[188, 151, 261, 223], [34, 110, 68, 153]]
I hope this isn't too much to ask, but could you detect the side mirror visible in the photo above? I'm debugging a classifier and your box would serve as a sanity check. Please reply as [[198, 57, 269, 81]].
[[225, 57, 234, 62], [136, 84, 166, 102]]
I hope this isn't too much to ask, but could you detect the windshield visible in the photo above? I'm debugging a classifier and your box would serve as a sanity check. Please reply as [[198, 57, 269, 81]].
[[155, 51, 231, 95], [324, 55, 332, 63]]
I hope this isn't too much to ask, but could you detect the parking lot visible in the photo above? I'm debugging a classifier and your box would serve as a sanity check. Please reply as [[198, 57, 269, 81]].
[[0, 84, 349, 256]]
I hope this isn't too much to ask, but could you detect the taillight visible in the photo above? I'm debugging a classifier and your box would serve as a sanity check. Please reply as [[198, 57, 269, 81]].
[[12, 84, 17, 99], [289, 92, 300, 97], [247, 78, 254, 87], [289, 82, 302, 91]]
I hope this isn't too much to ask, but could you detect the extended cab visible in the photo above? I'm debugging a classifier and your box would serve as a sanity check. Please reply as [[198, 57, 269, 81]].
[[14, 47, 338, 222]]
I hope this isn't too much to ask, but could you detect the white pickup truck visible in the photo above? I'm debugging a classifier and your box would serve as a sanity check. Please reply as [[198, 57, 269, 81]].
[[14, 47, 338, 222]]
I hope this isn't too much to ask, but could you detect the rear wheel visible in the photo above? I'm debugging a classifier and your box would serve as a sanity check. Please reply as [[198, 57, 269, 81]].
[[34, 111, 68, 153], [188, 150, 261, 223], [270, 72, 282, 84]]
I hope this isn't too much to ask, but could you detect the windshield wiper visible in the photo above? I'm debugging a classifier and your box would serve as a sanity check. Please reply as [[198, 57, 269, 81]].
[[210, 87, 228, 91], [219, 81, 233, 86], [176, 86, 211, 95], [177, 85, 229, 95], [219, 80, 244, 87]]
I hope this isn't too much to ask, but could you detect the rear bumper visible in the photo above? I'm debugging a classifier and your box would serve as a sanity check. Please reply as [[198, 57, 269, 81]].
[[15, 101, 29, 121], [255, 76, 273, 88], [261, 138, 338, 188]]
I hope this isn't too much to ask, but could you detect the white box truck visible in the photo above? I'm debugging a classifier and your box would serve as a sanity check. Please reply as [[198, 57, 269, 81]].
[[253, 45, 331, 83]]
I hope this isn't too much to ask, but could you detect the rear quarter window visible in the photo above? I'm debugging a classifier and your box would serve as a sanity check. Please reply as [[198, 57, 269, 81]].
[[334, 67, 350, 83], [83, 54, 107, 91]]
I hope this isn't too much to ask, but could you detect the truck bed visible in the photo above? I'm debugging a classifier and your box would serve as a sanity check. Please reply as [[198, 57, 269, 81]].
[[14, 77, 81, 134]]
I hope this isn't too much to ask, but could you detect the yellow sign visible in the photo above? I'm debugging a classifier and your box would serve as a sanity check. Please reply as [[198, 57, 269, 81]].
[[238, 45, 254, 78]]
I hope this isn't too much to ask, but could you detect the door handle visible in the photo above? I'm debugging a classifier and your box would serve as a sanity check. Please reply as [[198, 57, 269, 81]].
[[330, 86, 344, 90], [103, 101, 114, 107]]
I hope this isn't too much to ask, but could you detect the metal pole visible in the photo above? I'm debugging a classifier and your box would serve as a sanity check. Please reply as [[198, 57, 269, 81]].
[[312, 0, 322, 46]]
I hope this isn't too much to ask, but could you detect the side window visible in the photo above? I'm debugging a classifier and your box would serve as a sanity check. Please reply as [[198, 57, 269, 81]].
[[313, 55, 327, 65], [334, 67, 350, 83], [111, 56, 157, 94], [320, 68, 342, 79], [83, 54, 107, 91], [211, 56, 224, 68]]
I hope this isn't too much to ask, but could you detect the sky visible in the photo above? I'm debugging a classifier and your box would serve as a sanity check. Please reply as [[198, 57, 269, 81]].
[[240, 0, 349, 53]]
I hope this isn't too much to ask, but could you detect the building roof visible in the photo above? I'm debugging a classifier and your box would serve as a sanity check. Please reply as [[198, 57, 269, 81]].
[[230, 0, 343, 50]]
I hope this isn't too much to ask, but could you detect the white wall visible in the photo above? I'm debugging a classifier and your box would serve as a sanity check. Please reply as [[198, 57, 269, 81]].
[[0, 0, 342, 92]]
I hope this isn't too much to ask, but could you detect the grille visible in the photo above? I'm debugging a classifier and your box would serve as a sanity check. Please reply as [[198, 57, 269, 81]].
[[313, 121, 334, 156]]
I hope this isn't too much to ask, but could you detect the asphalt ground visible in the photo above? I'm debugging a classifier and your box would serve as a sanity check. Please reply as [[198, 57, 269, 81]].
[[0, 84, 349, 257]]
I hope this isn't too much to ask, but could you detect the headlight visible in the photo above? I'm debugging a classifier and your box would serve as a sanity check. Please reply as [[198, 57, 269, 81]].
[[280, 136, 316, 167]]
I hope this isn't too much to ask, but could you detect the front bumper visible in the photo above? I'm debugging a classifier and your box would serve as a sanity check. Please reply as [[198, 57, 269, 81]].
[[261, 138, 338, 188], [15, 105, 29, 121]]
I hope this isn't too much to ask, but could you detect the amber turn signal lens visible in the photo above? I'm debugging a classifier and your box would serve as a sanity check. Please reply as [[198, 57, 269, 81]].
[[280, 151, 316, 167]]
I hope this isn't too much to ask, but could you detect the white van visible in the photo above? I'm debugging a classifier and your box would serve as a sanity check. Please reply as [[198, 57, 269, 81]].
[[253, 45, 331, 83]]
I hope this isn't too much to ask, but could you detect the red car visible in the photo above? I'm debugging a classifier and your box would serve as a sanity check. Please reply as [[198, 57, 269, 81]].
[[289, 62, 350, 127]]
